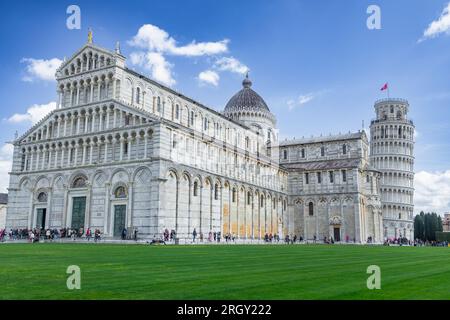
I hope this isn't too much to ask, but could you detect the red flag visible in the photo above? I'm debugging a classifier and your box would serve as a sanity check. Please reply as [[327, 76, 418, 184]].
[[380, 83, 388, 91]]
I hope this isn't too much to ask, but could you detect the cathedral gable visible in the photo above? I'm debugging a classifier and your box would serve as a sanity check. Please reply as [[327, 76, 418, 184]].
[[56, 44, 117, 79]]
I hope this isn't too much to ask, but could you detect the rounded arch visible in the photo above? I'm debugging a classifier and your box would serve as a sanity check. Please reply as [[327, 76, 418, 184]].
[[34, 175, 50, 189], [192, 173, 203, 187], [112, 183, 128, 198], [166, 167, 179, 181], [132, 166, 152, 183], [204, 176, 213, 190], [51, 174, 66, 189], [69, 171, 89, 188], [109, 168, 130, 184], [92, 170, 108, 187]]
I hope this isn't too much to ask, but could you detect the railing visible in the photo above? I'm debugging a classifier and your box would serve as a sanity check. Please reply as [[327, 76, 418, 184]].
[[370, 118, 414, 126], [374, 98, 409, 105]]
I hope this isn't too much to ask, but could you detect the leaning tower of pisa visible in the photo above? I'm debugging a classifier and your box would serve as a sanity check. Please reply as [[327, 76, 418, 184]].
[[369, 98, 415, 240]]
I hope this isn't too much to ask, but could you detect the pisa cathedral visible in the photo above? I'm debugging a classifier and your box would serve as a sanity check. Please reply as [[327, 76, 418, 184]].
[[5, 37, 415, 243]]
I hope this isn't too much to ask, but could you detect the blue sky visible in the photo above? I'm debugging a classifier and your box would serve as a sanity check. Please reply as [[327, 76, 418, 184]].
[[0, 0, 449, 213]]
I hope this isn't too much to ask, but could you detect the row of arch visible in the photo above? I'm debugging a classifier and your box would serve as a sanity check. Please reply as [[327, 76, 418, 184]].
[[58, 73, 118, 109], [380, 171, 414, 188], [281, 143, 352, 161], [22, 103, 150, 144], [122, 76, 266, 154], [380, 188, 414, 206], [164, 167, 288, 239], [371, 156, 414, 171], [20, 128, 153, 172], [370, 141, 414, 156], [61, 51, 113, 77], [371, 123, 414, 141]]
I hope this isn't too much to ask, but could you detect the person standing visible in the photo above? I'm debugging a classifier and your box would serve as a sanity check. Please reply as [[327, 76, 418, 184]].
[[192, 228, 197, 243]]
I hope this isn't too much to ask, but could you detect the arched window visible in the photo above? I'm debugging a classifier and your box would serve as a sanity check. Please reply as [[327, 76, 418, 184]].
[[214, 184, 219, 200], [193, 181, 198, 196], [190, 111, 195, 126], [342, 144, 347, 155], [232, 188, 236, 203], [321, 146, 325, 157], [283, 150, 288, 160], [308, 202, 314, 216], [301, 148, 305, 158], [72, 176, 87, 188], [37, 192, 48, 202], [136, 87, 140, 104], [175, 104, 180, 119], [157, 97, 161, 112], [114, 186, 127, 198], [130, 87, 134, 104], [247, 192, 251, 205], [260, 195, 264, 208], [390, 106, 394, 113]]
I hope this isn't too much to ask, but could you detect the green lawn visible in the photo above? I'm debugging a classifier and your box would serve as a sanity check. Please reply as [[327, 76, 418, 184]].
[[0, 243, 449, 300]]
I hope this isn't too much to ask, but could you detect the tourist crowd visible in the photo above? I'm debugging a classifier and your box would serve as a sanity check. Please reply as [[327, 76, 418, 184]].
[[1, 226, 448, 247], [0, 227, 102, 243]]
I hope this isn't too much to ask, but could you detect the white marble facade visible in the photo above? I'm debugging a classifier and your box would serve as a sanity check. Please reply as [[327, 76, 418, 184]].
[[5, 38, 413, 243]]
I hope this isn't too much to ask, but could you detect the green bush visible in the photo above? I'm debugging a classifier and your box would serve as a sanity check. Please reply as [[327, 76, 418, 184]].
[[435, 231, 450, 242]]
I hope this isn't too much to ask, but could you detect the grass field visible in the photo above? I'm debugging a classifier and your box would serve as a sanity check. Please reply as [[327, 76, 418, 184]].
[[0, 243, 449, 300]]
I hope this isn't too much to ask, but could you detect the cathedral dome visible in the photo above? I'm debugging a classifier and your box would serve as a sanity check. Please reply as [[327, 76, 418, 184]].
[[224, 75, 271, 114]]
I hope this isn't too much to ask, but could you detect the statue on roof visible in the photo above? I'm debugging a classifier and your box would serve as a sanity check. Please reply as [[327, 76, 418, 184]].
[[87, 28, 93, 44]]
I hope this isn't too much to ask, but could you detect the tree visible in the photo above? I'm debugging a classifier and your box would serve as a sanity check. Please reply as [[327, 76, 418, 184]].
[[413, 212, 444, 241], [414, 213, 424, 240]]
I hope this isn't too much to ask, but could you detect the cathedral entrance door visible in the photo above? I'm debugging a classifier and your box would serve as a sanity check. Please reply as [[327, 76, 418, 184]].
[[113, 205, 126, 238], [333, 227, 341, 242], [71, 197, 86, 231], [36, 208, 46, 229]]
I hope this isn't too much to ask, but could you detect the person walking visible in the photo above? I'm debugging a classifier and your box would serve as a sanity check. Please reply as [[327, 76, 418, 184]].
[[192, 228, 197, 243]]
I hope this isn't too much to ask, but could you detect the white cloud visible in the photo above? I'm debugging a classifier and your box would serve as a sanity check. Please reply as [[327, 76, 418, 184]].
[[288, 92, 316, 110], [198, 70, 220, 86], [128, 24, 229, 57], [419, 2, 450, 42], [130, 51, 175, 86], [0, 144, 14, 193], [147, 52, 175, 87], [7, 102, 57, 125], [415, 170, 450, 214], [171, 40, 229, 57], [21, 58, 62, 82], [214, 57, 248, 75], [128, 24, 230, 85]]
